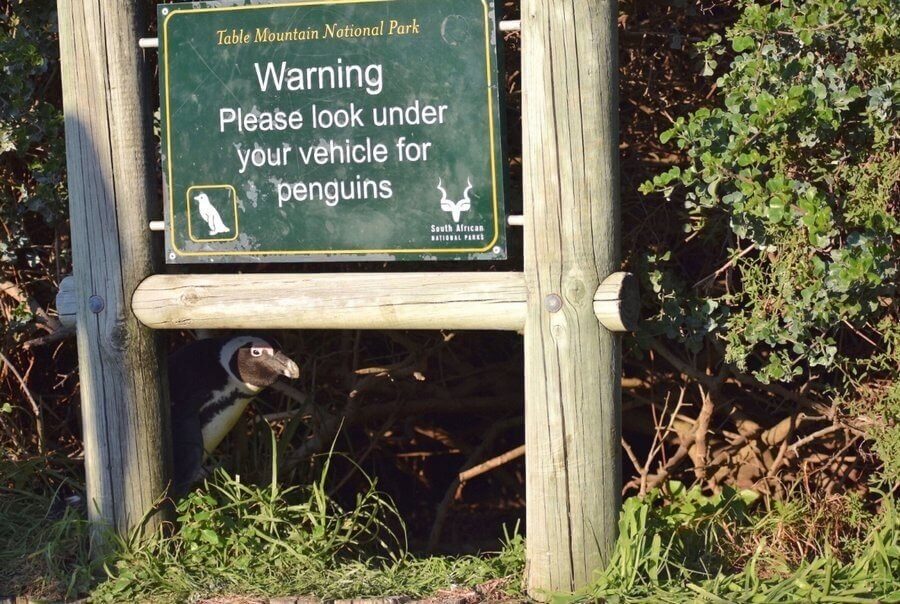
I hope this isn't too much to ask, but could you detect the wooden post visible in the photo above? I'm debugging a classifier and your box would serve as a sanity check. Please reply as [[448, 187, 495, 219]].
[[57, 1, 170, 549], [522, 0, 621, 597]]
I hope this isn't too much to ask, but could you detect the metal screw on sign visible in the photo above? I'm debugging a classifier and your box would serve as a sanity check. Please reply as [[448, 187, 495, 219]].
[[161, 7, 169, 15], [544, 294, 563, 313], [493, 246, 502, 254], [89, 295, 105, 314]]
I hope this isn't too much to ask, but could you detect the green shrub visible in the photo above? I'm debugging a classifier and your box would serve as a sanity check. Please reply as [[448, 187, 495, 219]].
[[0, 0, 67, 266], [639, 0, 899, 473], [642, 0, 898, 382]]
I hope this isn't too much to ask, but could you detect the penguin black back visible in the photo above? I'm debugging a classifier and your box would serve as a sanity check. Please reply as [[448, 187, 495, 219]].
[[168, 337, 234, 415]]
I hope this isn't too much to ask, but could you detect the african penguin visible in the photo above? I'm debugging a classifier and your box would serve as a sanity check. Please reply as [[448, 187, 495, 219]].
[[168, 335, 300, 497]]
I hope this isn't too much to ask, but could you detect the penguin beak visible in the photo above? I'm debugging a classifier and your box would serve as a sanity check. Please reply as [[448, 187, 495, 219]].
[[275, 352, 300, 379]]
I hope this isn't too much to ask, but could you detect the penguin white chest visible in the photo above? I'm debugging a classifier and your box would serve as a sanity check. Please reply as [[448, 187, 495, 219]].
[[199, 388, 255, 456]]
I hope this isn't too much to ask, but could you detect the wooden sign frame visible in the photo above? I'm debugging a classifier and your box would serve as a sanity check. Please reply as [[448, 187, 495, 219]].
[[56, 0, 631, 599]]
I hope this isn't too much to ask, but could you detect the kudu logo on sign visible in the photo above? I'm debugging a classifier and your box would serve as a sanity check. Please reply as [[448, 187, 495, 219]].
[[437, 178, 472, 223]]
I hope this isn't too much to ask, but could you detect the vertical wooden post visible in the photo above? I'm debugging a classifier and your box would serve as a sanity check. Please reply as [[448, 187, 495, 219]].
[[57, 1, 170, 549], [522, 0, 621, 597]]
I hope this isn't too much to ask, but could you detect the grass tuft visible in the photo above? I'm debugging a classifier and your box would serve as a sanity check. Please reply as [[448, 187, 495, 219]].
[[561, 483, 900, 603], [91, 454, 524, 603], [5, 457, 898, 603], [0, 484, 95, 599]]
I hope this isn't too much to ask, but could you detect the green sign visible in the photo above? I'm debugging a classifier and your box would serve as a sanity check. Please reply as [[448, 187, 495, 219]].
[[158, 0, 507, 263]]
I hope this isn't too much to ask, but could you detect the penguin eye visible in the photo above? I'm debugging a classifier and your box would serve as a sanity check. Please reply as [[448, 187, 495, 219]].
[[250, 347, 263, 358]]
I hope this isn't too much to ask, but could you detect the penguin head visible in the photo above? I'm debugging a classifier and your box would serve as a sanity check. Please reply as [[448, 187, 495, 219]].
[[222, 336, 300, 390], [194, 192, 210, 204]]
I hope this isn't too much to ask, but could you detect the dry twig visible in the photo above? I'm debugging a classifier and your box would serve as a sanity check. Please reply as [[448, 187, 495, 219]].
[[458, 444, 525, 483], [0, 351, 44, 453]]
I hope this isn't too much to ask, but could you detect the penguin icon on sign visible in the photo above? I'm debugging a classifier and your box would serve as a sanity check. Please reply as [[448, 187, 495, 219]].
[[194, 192, 231, 236]]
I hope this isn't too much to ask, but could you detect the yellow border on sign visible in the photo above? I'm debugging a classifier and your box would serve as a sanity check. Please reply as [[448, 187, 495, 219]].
[[186, 184, 240, 242], [162, 0, 502, 258]]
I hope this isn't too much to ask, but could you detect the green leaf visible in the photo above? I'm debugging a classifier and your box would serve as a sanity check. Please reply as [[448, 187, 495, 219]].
[[755, 92, 776, 114], [201, 529, 222, 546], [732, 35, 755, 52], [811, 78, 827, 100], [767, 198, 785, 223]]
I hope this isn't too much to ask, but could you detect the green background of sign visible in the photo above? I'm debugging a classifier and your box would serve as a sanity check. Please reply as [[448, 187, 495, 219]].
[[159, 0, 507, 263]]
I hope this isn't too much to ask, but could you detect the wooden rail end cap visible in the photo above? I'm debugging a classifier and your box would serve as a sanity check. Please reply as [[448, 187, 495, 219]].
[[56, 276, 77, 329], [593, 272, 639, 333]]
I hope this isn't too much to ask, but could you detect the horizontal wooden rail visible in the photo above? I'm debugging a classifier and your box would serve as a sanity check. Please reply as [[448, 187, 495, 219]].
[[133, 272, 525, 331], [127, 272, 637, 332]]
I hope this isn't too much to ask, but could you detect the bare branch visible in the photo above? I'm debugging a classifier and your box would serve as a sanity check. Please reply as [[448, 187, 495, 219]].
[[459, 444, 525, 483], [0, 351, 44, 453]]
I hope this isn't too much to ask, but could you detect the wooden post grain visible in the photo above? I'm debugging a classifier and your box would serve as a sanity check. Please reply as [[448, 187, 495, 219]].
[[522, 0, 622, 597], [57, 1, 170, 549]]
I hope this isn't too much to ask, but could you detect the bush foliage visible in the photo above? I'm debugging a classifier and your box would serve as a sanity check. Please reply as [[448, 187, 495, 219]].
[[0, 1, 67, 267], [639, 0, 899, 473]]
